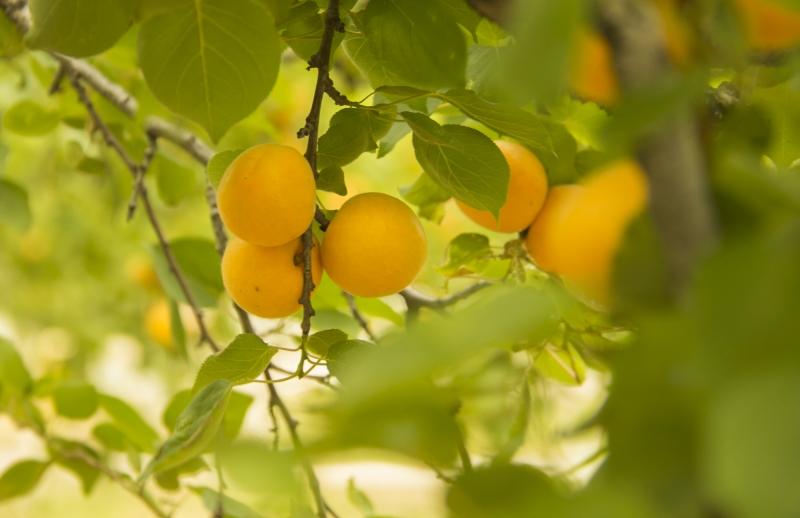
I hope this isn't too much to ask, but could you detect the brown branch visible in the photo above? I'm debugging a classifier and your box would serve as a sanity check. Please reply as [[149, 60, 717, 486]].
[[67, 71, 219, 352], [343, 292, 377, 341], [400, 282, 490, 313], [599, 0, 718, 297]]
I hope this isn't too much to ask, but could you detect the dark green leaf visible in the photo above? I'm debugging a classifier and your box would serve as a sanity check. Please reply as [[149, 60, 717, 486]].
[[307, 329, 348, 358], [150, 237, 223, 308], [193, 334, 276, 394], [318, 108, 394, 169], [98, 394, 159, 452], [138, 0, 281, 141], [53, 381, 98, 419], [281, 1, 343, 61], [317, 166, 347, 195], [0, 460, 49, 502], [439, 89, 577, 183], [3, 100, 59, 136], [434, 0, 482, 38], [27, 0, 136, 57], [346, 0, 466, 90], [140, 380, 232, 480], [208, 148, 246, 189], [403, 111, 508, 216]]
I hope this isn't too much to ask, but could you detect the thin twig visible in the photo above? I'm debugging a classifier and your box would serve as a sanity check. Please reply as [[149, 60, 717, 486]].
[[67, 72, 219, 352], [343, 292, 377, 341], [264, 369, 328, 518], [454, 426, 473, 473], [127, 132, 158, 221], [400, 282, 490, 312]]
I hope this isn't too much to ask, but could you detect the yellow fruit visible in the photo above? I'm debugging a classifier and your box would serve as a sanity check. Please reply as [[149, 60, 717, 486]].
[[217, 144, 316, 247], [525, 185, 586, 273], [456, 141, 549, 233], [125, 256, 160, 292], [570, 30, 619, 106], [322, 193, 427, 297], [221, 237, 322, 318], [653, 0, 692, 66], [735, 0, 800, 52], [145, 299, 173, 348], [526, 161, 648, 304]]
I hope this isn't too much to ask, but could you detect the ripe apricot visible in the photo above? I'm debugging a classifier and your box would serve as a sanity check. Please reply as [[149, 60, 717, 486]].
[[221, 237, 322, 318], [525, 185, 586, 273], [526, 161, 648, 304], [570, 30, 619, 106], [456, 141, 548, 233], [217, 144, 316, 247], [322, 193, 427, 297], [145, 299, 173, 349], [735, 0, 800, 52]]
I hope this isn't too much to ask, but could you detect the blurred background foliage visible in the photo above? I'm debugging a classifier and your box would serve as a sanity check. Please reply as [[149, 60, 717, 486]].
[[0, 0, 799, 517]]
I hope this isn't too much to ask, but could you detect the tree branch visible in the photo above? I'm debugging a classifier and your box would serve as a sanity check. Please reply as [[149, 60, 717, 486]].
[[343, 292, 377, 341], [67, 72, 219, 352], [599, 0, 718, 297], [400, 282, 490, 312]]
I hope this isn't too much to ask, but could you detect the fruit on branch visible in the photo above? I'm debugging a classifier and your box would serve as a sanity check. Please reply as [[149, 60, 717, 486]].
[[145, 299, 173, 349], [525, 161, 648, 304], [217, 144, 316, 247], [221, 237, 322, 318], [322, 193, 427, 297], [570, 30, 619, 106], [456, 141, 548, 233], [734, 0, 800, 52]]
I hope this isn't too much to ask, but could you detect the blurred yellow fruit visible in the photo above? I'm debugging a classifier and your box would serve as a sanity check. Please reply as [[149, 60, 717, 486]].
[[525, 184, 586, 273], [735, 0, 800, 51], [125, 256, 160, 292], [217, 144, 316, 247], [456, 141, 548, 233], [322, 193, 427, 297], [526, 161, 648, 304], [653, 0, 692, 66], [145, 299, 173, 349], [221, 237, 322, 318], [570, 30, 619, 106]]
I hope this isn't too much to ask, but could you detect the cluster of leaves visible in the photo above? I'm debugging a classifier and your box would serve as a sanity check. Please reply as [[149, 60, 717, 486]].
[[0, 0, 800, 517]]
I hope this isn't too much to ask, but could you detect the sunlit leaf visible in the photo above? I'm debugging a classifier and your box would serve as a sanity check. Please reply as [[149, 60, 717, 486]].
[[306, 329, 348, 358], [193, 334, 276, 394], [207, 148, 246, 188], [53, 381, 99, 419], [0, 460, 49, 502], [3, 100, 59, 136], [98, 394, 159, 452]]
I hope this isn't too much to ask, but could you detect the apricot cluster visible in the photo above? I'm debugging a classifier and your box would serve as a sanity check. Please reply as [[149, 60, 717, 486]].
[[456, 141, 647, 305], [217, 144, 427, 318]]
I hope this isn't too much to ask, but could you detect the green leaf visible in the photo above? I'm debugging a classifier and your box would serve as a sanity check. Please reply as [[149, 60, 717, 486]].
[[141, 380, 232, 480], [150, 237, 223, 308], [347, 477, 375, 516], [307, 329, 348, 358], [401, 173, 451, 223], [352, 296, 403, 326], [318, 108, 394, 169], [169, 299, 188, 358], [317, 166, 347, 195], [495, 381, 530, 463], [92, 423, 128, 451], [439, 89, 578, 183], [327, 339, 373, 382], [281, 1, 343, 61], [207, 148, 246, 189], [191, 485, 265, 518], [221, 391, 253, 443], [0, 338, 32, 397], [447, 464, 562, 518], [346, 0, 466, 90], [138, 0, 281, 141], [434, 0, 482, 38], [3, 100, 59, 136], [27, 0, 136, 57], [53, 381, 99, 419], [163, 390, 193, 431], [533, 343, 587, 385], [193, 334, 276, 394], [0, 460, 49, 502], [217, 440, 299, 496], [467, 45, 509, 101], [98, 394, 159, 452], [402, 111, 508, 216], [439, 233, 493, 278], [155, 457, 207, 491], [155, 155, 200, 207]]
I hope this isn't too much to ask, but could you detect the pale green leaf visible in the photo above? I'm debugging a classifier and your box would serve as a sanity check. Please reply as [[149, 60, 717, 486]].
[[92, 423, 129, 451], [193, 334, 276, 394], [307, 329, 348, 358], [0, 338, 32, 397], [138, 0, 281, 141], [155, 155, 200, 207], [207, 148, 246, 189], [150, 238, 223, 308], [140, 379, 232, 480], [53, 381, 98, 419], [27, 0, 136, 57], [191, 485, 265, 518], [347, 477, 375, 515], [3, 100, 59, 136], [0, 460, 49, 502], [401, 173, 451, 223], [403, 111, 508, 216], [439, 233, 493, 278], [98, 394, 159, 452]]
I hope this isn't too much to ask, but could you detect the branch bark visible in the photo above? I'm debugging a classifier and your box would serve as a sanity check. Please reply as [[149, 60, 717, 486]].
[[599, 0, 718, 297]]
